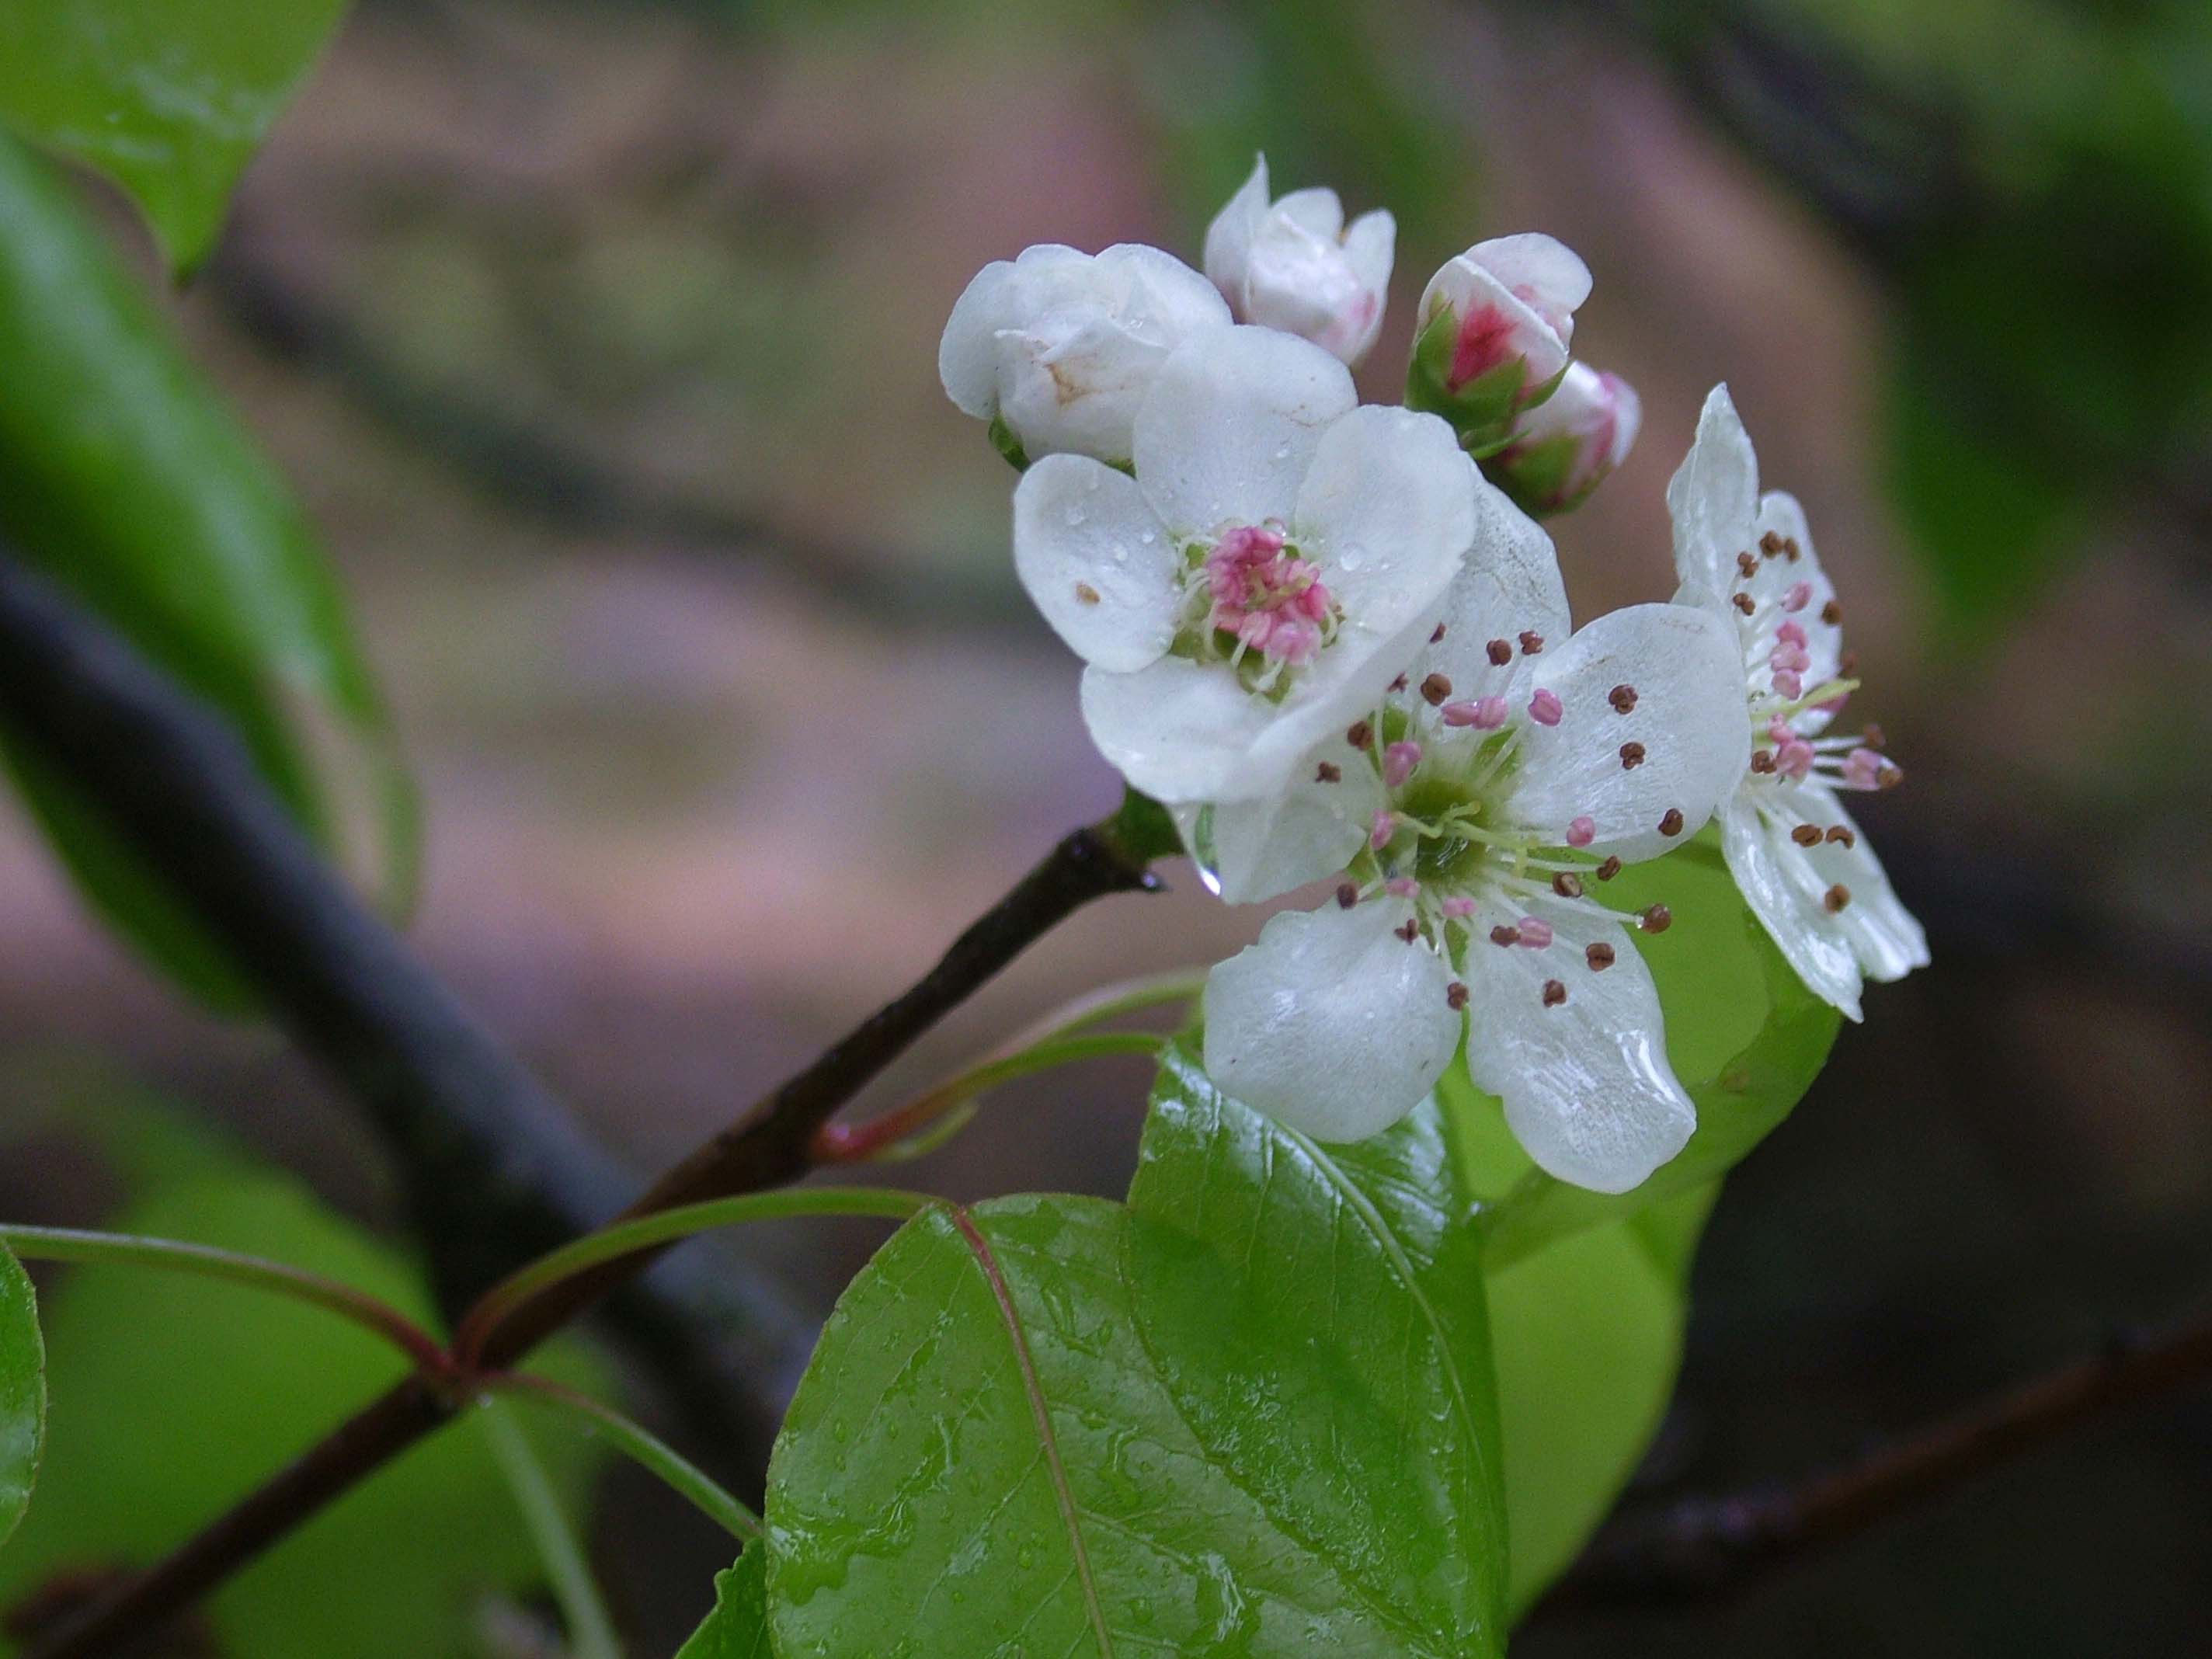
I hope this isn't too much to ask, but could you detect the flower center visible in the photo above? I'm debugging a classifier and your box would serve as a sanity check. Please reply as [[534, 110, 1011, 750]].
[[1174, 521, 1341, 694]]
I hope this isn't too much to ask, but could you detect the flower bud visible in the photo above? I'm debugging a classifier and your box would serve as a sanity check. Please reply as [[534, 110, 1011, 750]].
[[1406, 233, 1591, 455], [1486, 362, 1641, 516], [1202, 155, 1395, 367], [938, 242, 1231, 468]]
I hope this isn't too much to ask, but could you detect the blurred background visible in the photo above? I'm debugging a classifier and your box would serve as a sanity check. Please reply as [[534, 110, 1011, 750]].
[[2, 0, 2210, 1653]]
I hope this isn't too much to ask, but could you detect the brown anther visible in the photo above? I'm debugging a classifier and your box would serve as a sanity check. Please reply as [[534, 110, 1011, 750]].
[[1823, 883, 1852, 913], [1490, 924, 1521, 948], [1750, 750, 1779, 775], [1389, 673, 1409, 694], [1336, 882, 1359, 909], [1732, 592, 1756, 615], [1839, 649, 1859, 675], [1420, 672, 1453, 707], [1316, 761, 1342, 784], [1584, 941, 1616, 971], [1595, 856, 1622, 882], [1759, 530, 1784, 556], [1608, 683, 1639, 714], [1876, 762, 1904, 790], [1821, 598, 1842, 625], [1862, 722, 1886, 750], [1825, 824, 1856, 847], [1431, 622, 1447, 644], [1640, 903, 1673, 934], [1552, 871, 1584, 899], [1347, 720, 1372, 749], [1619, 741, 1647, 770], [1395, 919, 1421, 943], [1658, 807, 1685, 836], [1737, 551, 1759, 578], [1518, 630, 1546, 656], [1542, 979, 1568, 1008], [1784, 536, 1801, 562], [1074, 582, 1101, 605], [1791, 823, 1823, 847], [1445, 980, 1469, 1011], [1487, 638, 1513, 666]]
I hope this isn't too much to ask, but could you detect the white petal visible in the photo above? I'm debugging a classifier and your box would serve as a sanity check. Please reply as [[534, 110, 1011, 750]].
[[1461, 896, 1695, 1192], [1745, 783, 1928, 990], [1203, 898, 1458, 1143], [1295, 405, 1476, 635], [1737, 491, 1847, 732], [1718, 788, 1864, 1020], [1271, 186, 1347, 241], [938, 255, 1028, 417], [1175, 750, 1385, 904], [1666, 383, 1761, 600], [1080, 591, 1440, 804], [1335, 210, 1396, 363], [1504, 603, 1749, 861], [1202, 155, 1271, 306], [1011, 455, 1181, 671], [1416, 483, 1574, 694], [1459, 233, 1592, 341], [1133, 325, 1357, 535], [1417, 256, 1570, 387]]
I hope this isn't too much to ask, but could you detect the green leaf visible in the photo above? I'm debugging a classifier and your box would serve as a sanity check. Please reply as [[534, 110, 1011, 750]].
[[0, 1143, 606, 1657], [1463, 831, 1840, 1265], [0, 1244, 43, 1551], [0, 0, 351, 273], [764, 1042, 1508, 1657], [0, 136, 415, 1010], [676, 1549, 770, 1659]]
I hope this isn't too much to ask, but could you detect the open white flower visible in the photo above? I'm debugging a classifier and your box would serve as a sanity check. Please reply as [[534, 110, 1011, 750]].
[[1491, 361, 1641, 516], [939, 242, 1231, 466], [1203, 155, 1395, 367], [1668, 384, 1929, 1020], [1196, 507, 1748, 1191], [1014, 325, 1476, 804], [1407, 234, 1591, 450]]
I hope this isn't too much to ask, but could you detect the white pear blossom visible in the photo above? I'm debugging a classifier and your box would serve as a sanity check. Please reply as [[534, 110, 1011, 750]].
[[1014, 325, 1477, 805], [1195, 502, 1749, 1191], [1409, 234, 1591, 436], [1668, 384, 1929, 1020], [939, 242, 1231, 466], [1202, 155, 1395, 367], [1492, 361, 1641, 516]]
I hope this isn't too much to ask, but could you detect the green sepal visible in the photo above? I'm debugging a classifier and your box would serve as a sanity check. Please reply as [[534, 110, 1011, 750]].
[[986, 412, 1030, 471]]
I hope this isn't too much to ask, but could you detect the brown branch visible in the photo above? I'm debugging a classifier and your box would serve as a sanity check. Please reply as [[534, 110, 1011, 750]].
[[1543, 1312, 2212, 1611]]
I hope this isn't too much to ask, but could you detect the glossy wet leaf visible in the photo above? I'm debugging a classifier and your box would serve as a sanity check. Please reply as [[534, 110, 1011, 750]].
[[0, 1139, 604, 1658], [766, 1052, 1510, 1659], [0, 1244, 42, 1551], [1464, 830, 1838, 1265], [676, 1549, 770, 1659], [0, 138, 415, 1010], [0, 0, 351, 272]]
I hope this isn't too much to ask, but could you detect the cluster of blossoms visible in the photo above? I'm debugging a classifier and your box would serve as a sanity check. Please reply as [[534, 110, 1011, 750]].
[[941, 156, 1926, 1194]]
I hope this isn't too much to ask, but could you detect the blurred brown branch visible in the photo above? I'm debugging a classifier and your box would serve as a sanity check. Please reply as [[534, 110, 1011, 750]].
[[1545, 1310, 2212, 1610]]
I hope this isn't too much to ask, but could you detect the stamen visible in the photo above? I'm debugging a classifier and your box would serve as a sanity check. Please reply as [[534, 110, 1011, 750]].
[[1385, 875, 1421, 899], [1658, 807, 1685, 836], [1336, 882, 1359, 909], [1759, 530, 1784, 558], [1608, 683, 1639, 714], [1487, 638, 1512, 666], [1529, 688, 1563, 726], [1395, 918, 1422, 942], [1565, 816, 1595, 848], [1750, 750, 1778, 775], [1823, 884, 1852, 913], [1782, 581, 1812, 613], [1516, 916, 1554, 948], [1776, 620, 1807, 649], [1490, 924, 1521, 948], [1595, 856, 1622, 881], [1825, 824, 1856, 847], [1840, 748, 1883, 790], [1862, 722, 1885, 750], [1315, 760, 1341, 784], [1772, 669, 1803, 699], [1639, 903, 1672, 933], [1733, 592, 1756, 615], [1389, 673, 1409, 693], [1821, 599, 1842, 625], [1791, 823, 1822, 847], [1619, 741, 1646, 770], [1445, 981, 1469, 1010], [1584, 941, 1616, 971], [1737, 551, 1759, 578], [1075, 582, 1101, 605], [1383, 740, 1422, 787], [1551, 872, 1584, 899], [1420, 673, 1453, 707], [1369, 810, 1396, 850], [1440, 896, 1476, 920], [1431, 622, 1447, 644], [1442, 695, 1508, 730], [1542, 979, 1567, 1007], [1347, 719, 1372, 749], [1518, 631, 1546, 656]]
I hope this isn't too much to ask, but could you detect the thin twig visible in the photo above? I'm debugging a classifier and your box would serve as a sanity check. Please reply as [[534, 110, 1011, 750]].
[[1542, 1311, 2212, 1609]]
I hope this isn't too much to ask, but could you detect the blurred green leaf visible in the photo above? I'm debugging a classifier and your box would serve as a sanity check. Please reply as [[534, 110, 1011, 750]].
[[675, 1549, 770, 1659], [0, 0, 351, 272], [0, 136, 415, 1010], [1459, 830, 1838, 1264], [0, 1125, 605, 1658], [764, 1046, 1511, 1658], [0, 1244, 42, 1552]]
